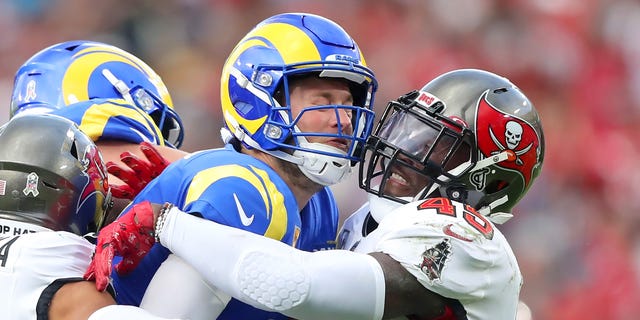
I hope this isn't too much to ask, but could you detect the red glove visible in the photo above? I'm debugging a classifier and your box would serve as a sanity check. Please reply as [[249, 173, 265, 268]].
[[108, 141, 170, 200], [84, 201, 157, 291]]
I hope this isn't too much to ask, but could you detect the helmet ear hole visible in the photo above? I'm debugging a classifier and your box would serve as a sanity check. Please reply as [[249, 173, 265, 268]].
[[70, 140, 79, 161], [64, 44, 81, 51], [348, 81, 368, 108], [486, 180, 509, 194], [150, 110, 171, 138], [41, 179, 59, 190]]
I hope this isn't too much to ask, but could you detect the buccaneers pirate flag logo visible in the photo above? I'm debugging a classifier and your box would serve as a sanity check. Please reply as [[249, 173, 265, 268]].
[[475, 91, 541, 187]]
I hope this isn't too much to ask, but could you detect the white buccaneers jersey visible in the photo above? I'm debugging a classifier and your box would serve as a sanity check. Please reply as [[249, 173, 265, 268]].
[[347, 197, 522, 320], [0, 220, 94, 320], [337, 202, 373, 251], [337, 194, 405, 251]]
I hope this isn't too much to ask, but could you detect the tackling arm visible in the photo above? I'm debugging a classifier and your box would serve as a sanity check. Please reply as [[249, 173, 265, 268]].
[[158, 207, 448, 319], [140, 254, 231, 319], [50, 280, 182, 320], [159, 207, 384, 320], [48, 281, 115, 320]]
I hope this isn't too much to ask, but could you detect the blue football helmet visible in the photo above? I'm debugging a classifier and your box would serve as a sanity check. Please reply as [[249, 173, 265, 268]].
[[10, 40, 184, 148], [0, 113, 112, 235], [220, 13, 377, 186]]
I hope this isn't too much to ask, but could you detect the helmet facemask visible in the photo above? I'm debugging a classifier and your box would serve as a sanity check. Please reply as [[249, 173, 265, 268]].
[[360, 91, 476, 206], [226, 61, 377, 186], [101, 68, 184, 148]]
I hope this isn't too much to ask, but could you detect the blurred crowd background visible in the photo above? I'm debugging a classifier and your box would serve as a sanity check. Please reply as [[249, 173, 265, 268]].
[[1, 0, 639, 319]]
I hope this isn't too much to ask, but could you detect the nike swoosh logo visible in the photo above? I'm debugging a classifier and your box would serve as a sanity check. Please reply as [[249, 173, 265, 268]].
[[233, 193, 254, 226]]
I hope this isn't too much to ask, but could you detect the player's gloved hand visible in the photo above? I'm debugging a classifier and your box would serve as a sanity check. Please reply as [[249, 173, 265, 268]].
[[84, 201, 158, 291], [108, 141, 170, 200]]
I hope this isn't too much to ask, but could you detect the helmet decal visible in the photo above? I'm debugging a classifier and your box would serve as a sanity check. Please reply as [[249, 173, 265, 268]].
[[25, 80, 37, 102], [220, 38, 271, 135], [23, 173, 40, 197], [62, 49, 167, 105], [475, 91, 541, 187], [469, 167, 491, 190]]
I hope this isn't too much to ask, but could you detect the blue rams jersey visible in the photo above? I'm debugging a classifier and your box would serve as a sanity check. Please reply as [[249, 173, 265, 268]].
[[44, 98, 166, 145], [112, 144, 339, 320], [297, 187, 338, 252]]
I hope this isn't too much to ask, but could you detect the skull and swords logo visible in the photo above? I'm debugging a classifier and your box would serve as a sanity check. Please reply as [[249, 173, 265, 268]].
[[476, 91, 541, 187], [488, 120, 532, 166]]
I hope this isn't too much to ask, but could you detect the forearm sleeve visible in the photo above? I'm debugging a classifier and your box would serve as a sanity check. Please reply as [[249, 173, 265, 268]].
[[140, 254, 231, 319], [159, 208, 385, 320]]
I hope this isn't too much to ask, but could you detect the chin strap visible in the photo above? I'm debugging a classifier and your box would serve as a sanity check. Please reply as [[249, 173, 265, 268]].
[[102, 68, 135, 104], [292, 136, 352, 186], [416, 151, 514, 221], [417, 151, 511, 200], [476, 194, 513, 224], [368, 192, 408, 223]]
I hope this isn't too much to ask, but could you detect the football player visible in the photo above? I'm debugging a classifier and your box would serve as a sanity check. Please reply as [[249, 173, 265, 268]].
[[89, 69, 544, 319], [10, 40, 189, 213], [85, 12, 378, 320], [0, 114, 184, 320]]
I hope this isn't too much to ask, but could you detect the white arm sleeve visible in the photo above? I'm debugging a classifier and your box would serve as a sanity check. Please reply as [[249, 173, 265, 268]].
[[88, 305, 181, 320], [158, 208, 386, 320], [141, 254, 231, 320]]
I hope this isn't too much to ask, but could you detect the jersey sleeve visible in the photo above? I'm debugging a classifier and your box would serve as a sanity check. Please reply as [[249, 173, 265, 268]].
[[355, 198, 522, 319], [296, 187, 339, 251], [0, 231, 94, 320], [181, 162, 301, 246], [111, 147, 303, 307], [52, 98, 165, 145]]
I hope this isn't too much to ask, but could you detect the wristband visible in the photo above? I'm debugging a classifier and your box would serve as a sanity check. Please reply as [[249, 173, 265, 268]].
[[155, 202, 174, 242]]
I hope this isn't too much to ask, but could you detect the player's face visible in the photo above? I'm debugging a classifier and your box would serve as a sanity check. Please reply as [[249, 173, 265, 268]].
[[382, 144, 470, 198], [378, 109, 471, 198], [288, 76, 354, 152], [383, 154, 432, 197]]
